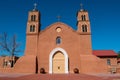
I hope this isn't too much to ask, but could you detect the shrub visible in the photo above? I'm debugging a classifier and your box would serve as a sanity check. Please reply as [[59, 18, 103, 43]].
[[40, 68, 45, 74], [74, 68, 79, 74]]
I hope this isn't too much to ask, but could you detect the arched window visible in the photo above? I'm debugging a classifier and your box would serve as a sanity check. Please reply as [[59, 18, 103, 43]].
[[31, 15, 34, 21], [84, 25, 87, 32], [32, 25, 35, 32], [56, 37, 61, 45], [83, 15, 86, 21], [81, 15, 84, 21], [30, 25, 33, 32], [31, 15, 36, 21], [33, 15, 36, 21], [30, 25, 35, 32], [81, 15, 86, 21], [82, 25, 87, 32], [107, 59, 111, 65]]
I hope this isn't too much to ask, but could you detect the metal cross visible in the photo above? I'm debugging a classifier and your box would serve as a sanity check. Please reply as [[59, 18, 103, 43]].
[[34, 3, 37, 10], [57, 15, 61, 22], [80, 3, 83, 9]]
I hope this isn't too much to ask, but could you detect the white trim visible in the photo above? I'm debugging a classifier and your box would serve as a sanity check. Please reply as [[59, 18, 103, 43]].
[[49, 47, 68, 74]]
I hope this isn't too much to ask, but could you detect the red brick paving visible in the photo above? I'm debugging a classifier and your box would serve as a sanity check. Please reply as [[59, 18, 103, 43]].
[[0, 74, 120, 80]]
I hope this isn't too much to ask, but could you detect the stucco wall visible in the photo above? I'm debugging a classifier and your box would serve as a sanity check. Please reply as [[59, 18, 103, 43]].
[[36, 22, 93, 73], [14, 55, 36, 73]]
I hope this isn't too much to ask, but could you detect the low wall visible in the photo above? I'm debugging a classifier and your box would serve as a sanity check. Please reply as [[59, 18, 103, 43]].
[[0, 68, 14, 73], [0, 55, 36, 74]]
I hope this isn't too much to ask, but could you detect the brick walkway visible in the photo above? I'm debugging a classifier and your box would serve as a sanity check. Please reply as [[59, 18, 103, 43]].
[[0, 73, 120, 80]]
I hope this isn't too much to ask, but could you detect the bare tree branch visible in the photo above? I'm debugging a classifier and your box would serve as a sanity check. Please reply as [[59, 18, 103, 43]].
[[0, 33, 21, 67], [0, 33, 10, 52]]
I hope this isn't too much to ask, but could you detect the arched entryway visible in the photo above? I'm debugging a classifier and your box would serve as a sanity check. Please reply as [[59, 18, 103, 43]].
[[49, 48, 68, 74]]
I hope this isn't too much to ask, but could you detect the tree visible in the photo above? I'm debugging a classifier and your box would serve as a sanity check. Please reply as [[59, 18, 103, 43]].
[[117, 51, 120, 59], [0, 32, 21, 67]]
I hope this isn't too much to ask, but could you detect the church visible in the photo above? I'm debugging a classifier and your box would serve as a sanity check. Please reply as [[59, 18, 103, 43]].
[[0, 4, 119, 74]]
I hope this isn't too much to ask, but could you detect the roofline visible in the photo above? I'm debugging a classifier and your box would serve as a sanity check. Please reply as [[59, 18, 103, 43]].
[[92, 50, 118, 57], [40, 22, 77, 34]]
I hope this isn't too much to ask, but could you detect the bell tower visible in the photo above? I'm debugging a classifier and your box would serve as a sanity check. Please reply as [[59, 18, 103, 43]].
[[77, 4, 92, 55], [25, 3, 40, 55], [27, 3, 40, 34], [77, 4, 91, 34]]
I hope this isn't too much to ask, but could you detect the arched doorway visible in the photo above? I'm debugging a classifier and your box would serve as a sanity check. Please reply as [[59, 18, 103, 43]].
[[53, 51, 65, 73], [49, 48, 68, 74]]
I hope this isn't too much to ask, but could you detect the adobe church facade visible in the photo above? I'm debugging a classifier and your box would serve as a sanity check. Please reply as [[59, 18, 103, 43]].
[[0, 4, 119, 74]]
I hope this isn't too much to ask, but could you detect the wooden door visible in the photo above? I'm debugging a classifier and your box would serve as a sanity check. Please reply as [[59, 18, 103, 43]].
[[53, 51, 65, 73]]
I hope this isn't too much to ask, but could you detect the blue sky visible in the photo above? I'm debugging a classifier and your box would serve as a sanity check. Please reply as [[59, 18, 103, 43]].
[[0, 0, 120, 56]]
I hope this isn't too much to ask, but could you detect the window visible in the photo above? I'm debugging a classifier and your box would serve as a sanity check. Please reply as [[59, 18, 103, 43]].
[[56, 37, 61, 45], [33, 15, 36, 21], [82, 25, 87, 32], [30, 25, 32, 32], [31, 15, 36, 21], [83, 15, 86, 21], [33, 25, 35, 32], [3, 61, 8, 67], [107, 59, 111, 65], [81, 15, 86, 21], [56, 27, 62, 32], [30, 25, 35, 32], [81, 15, 84, 21], [31, 15, 34, 21]]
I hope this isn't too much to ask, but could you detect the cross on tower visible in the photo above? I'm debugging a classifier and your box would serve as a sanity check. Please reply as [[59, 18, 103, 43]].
[[57, 15, 61, 22], [80, 3, 83, 9], [80, 3, 83, 11], [33, 3, 37, 11]]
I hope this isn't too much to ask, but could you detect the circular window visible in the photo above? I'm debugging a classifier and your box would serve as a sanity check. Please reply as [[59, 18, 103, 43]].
[[56, 27, 61, 32]]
